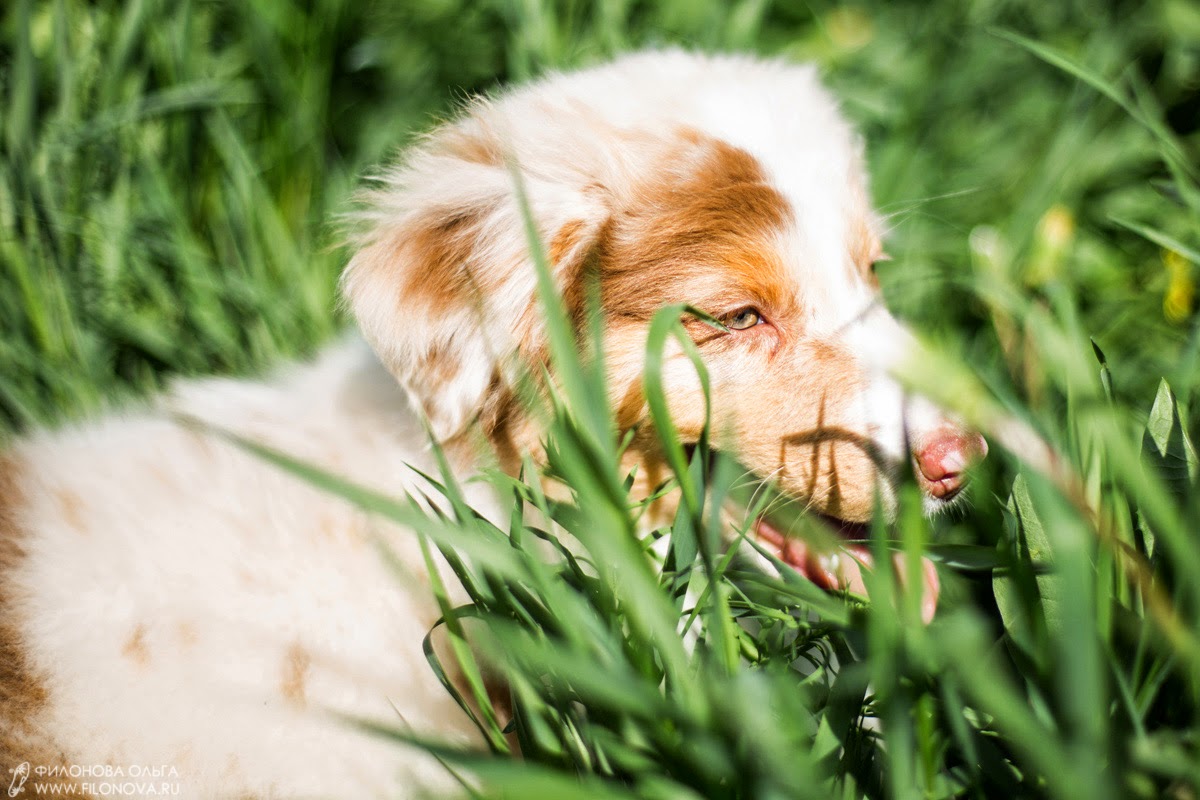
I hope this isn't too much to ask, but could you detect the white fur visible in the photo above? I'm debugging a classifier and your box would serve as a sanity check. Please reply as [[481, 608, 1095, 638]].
[[6, 338, 488, 797]]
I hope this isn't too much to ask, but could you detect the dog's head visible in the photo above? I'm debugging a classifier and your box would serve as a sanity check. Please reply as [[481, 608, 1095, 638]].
[[343, 51, 985, 534]]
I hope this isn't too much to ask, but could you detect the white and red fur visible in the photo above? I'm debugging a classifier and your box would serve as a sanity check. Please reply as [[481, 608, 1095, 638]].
[[0, 50, 984, 798]]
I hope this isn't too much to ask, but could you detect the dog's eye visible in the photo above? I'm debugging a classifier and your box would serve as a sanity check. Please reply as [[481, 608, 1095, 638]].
[[725, 308, 763, 330]]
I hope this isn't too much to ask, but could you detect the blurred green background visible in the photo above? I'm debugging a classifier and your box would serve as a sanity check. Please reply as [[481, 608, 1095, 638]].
[[2, 0, 1197, 436]]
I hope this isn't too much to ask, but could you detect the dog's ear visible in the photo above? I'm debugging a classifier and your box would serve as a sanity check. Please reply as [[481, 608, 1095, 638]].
[[341, 118, 609, 441]]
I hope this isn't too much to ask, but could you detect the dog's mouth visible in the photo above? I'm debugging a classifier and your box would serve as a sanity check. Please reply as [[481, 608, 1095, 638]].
[[723, 461, 942, 623], [748, 509, 940, 623], [750, 511, 867, 588], [677, 445, 942, 621]]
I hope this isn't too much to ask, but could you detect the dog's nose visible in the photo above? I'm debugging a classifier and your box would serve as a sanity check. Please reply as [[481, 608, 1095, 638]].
[[915, 429, 987, 500]]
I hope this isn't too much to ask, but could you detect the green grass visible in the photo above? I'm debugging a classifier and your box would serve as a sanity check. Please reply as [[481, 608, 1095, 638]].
[[4, 1, 1200, 798]]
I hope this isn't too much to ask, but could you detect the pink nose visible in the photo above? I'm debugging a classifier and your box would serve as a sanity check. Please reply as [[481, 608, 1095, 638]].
[[914, 429, 988, 500]]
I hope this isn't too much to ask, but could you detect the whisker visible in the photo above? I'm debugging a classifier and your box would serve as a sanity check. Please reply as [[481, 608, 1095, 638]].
[[877, 186, 985, 219]]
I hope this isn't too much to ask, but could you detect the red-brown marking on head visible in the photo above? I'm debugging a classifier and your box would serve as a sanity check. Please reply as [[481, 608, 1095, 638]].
[[582, 130, 894, 522], [599, 132, 796, 324]]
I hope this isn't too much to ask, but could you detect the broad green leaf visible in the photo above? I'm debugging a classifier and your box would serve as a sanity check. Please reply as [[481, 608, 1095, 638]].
[[993, 474, 1062, 659], [1139, 379, 1198, 580], [1141, 379, 1198, 496]]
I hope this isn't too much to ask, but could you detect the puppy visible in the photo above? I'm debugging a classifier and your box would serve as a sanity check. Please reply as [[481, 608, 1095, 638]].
[[0, 50, 984, 798]]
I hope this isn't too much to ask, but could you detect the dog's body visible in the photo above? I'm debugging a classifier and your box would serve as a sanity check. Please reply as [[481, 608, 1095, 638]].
[[1, 338, 487, 797], [1, 51, 983, 798]]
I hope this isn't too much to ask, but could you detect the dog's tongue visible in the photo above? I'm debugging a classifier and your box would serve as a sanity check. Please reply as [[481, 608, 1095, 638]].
[[753, 516, 939, 624]]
